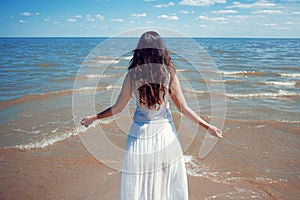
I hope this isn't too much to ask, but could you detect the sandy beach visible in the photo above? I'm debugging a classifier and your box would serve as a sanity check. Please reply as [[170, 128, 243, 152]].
[[0, 134, 259, 200]]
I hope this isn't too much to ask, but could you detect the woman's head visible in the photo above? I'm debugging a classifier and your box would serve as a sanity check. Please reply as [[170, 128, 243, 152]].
[[135, 31, 166, 52], [129, 31, 172, 68], [128, 31, 175, 109]]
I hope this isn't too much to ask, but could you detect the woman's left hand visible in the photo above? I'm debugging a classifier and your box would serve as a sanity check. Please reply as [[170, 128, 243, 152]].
[[80, 115, 97, 127]]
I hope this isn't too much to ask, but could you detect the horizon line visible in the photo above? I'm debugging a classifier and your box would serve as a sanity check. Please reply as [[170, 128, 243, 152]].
[[1, 36, 300, 39]]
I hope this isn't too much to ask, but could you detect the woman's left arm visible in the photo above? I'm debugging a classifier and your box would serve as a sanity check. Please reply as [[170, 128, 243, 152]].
[[81, 73, 131, 127]]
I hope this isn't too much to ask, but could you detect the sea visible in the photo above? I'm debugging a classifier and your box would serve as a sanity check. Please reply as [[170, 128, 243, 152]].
[[0, 37, 299, 199]]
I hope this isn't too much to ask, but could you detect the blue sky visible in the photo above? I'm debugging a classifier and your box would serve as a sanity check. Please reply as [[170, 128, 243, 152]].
[[1, 0, 299, 37]]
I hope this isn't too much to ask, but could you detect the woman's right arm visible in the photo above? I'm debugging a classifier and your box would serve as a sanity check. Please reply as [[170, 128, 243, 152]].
[[81, 73, 132, 127], [169, 74, 223, 138]]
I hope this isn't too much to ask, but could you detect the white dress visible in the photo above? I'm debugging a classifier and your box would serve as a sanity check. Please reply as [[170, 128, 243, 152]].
[[120, 90, 189, 200]]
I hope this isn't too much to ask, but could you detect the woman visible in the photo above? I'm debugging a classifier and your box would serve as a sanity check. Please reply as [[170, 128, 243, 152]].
[[81, 31, 223, 200]]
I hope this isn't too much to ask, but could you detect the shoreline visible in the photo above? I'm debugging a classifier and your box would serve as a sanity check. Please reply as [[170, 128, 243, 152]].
[[0, 135, 258, 200]]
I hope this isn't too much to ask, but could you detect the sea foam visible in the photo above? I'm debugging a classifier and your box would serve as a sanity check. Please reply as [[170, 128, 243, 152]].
[[279, 73, 300, 78], [265, 81, 296, 87], [226, 90, 298, 98]]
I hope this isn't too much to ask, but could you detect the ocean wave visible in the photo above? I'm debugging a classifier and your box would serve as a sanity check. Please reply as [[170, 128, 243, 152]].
[[213, 49, 237, 54], [221, 71, 265, 77], [84, 74, 122, 79], [276, 120, 300, 124], [105, 85, 122, 90], [279, 73, 300, 78], [13, 128, 41, 135], [35, 62, 60, 67], [88, 56, 120, 65], [3, 116, 126, 151], [0, 86, 121, 109], [226, 90, 298, 99], [122, 56, 132, 60], [4, 130, 78, 150], [176, 69, 190, 72], [215, 79, 244, 84], [91, 60, 119, 64], [264, 81, 296, 87], [111, 66, 128, 69], [222, 118, 300, 129], [57, 74, 122, 81], [185, 155, 228, 183], [185, 156, 288, 185], [183, 88, 207, 94], [185, 155, 288, 199], [5, 123, 88, 150]]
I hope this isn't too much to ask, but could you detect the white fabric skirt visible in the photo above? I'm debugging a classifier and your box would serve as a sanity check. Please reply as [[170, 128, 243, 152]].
[[120, 120, 188, 200]]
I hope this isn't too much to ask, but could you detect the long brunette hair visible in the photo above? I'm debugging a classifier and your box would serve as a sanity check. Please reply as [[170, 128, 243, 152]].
[[128, 31, 175, 109]]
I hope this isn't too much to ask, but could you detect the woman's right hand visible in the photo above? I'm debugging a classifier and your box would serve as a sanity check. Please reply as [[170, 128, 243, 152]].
[[80, 115, 97, 127], [208, 125, 223, 139]]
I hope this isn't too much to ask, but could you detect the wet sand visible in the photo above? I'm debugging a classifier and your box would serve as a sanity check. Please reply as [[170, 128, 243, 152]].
[[0, 135, 243, 200]]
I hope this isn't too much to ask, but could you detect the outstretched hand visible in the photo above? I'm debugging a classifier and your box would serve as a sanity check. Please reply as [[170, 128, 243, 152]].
[[80, 115, 97, 128], [208, 125, 223, 139]]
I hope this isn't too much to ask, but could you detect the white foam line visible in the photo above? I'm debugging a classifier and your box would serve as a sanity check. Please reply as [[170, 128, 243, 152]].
[[85, 74, 121, 79], [226, 90, 298, 98], [279, 73, 300, 78], [183, 88, 206, 94], [221, 70, 249, 75], [10, 130, 78, 150], [265, 81, 296, 87]]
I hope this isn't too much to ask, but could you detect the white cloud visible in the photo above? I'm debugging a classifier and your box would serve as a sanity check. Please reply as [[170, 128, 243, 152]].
[[95, 14, 104, 20], [20, 12, 39, 17], [131, 13, 147, 18], [179, 0, 226, 7], [196, 15, 228, 23], [44, 16, 50, 22], [86, 15, 95, 22], [111, 18, 124, 22], [21, 12, 31, 16], [19, 19, 26, 24], [157, 14, 179, 20], [196, 15, 209, 20], [263, 23, 279, 27], [154, 2, 174, 8], [225, 14, 265, 23], [80, 14, 104, 22], [180, 10, 189, 14], [228, 0, 275, 9], [147, 20, 154, 24], [284, 21, 296, 25], [180, 10, 195, 14], [74, 15, 82, 19], [252, 10, 283, 14], [262, 23, 289, 30], [67, 15, 83, 23], [211, 10, 238, 14], [67, 18, 77, 23]]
